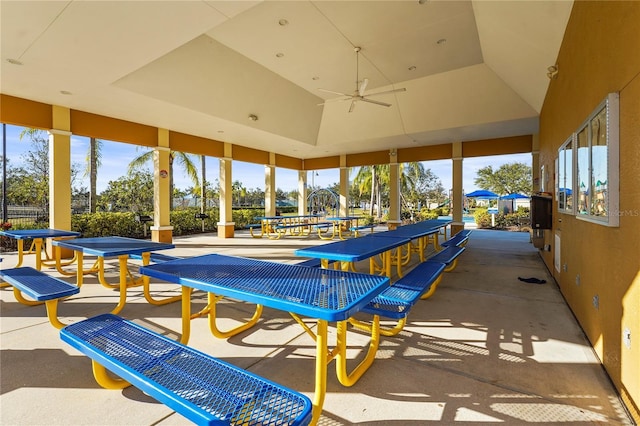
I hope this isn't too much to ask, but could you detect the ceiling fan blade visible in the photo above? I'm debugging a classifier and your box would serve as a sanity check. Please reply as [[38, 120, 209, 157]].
[[318, 88, 352, 97], [358, 78, 369, 96], [365, 87, 407, 97], [317, 96, 353, 106], [360, 98, 391, 107], [348, 100, 357, 113]]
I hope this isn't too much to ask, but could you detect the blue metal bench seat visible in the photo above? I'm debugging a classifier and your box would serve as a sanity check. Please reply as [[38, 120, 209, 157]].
[[60, 314, 313, 426], [441, 230, 472, 248], [275, 223, 311, 230], [0, 267, 79, 329], [128, 252, 180, 263], [351, 261, 446, 336], [429, 245, 466, 272]]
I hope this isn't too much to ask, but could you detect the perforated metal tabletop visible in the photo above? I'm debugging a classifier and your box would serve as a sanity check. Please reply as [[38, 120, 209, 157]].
[[52, 236, 175, 257], [0, 228, 80, 239], [140, 254, 389, 321], [294, 234, 410, 263]]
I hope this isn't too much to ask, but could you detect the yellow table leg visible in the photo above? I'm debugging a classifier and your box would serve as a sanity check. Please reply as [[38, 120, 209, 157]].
[[12, 287, 45, 306], [33, 238, 43, 271], [207, 292, 263, 338], [349, 316, 406, 337], [14, 240, 25, 268], [432, 233, 442, 251], [76, 251, 84, 287], [141, 252, 182, 306], [92, 361, 131, 389], [109, 255, 129, 315], [55, 246, 84, 277], [311, 320, 328, 425], [335, 315, 380, 387], [420, 275, 444, 299], [180, 286, 192, 344]]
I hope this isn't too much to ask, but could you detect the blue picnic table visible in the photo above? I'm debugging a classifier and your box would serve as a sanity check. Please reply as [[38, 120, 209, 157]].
[[251, 214, 322, 239], [295, 233, 410, 277], [379, 220, 448, 262], [322, 216, 364, 240], [139, 253, 390, 424], [52, 236, 175, 313], [0, 228, 81, 271]]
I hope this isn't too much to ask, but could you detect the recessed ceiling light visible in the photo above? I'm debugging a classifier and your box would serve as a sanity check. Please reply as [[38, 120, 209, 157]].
[[7, 58, 23, 65], [408, 66, 416, 71], [248, 114, 258, 121], [276, 52, 284, 58], [279, 19, 289, 26], [60, 90, 72, 95], [437, 38, 447, 45], [312, 76, 319, 80], [217, 130, 224, 133]]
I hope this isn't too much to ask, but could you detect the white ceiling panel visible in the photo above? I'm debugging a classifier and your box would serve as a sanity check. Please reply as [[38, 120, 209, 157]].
[[1, 0, 574, 160]]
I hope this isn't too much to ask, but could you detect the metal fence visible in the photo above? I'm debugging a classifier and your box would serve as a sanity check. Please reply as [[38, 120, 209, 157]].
[[1, 205, 47, 226]]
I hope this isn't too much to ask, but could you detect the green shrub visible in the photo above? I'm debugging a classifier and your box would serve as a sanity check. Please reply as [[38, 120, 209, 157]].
[[474, 208, 492, 228], [72, 212, 144, 237], [359, 214, 375, 225], [232, 209, 264, 229], [416, 208, 439, 221]]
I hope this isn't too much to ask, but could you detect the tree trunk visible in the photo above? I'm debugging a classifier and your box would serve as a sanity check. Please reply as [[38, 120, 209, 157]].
[[369, 168, 375, 216], [201, 155, 206, 232], [169, 156, 174, 211], [89, 138, 97, 213]]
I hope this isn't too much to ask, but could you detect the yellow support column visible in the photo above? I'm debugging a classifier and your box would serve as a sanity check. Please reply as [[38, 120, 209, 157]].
[[532, 134, 540, 192], [150, 129, 173, 243], [339, 155, 349, 217], [217, 143, 235, 238], [218, 142, 235, 238], [265, 153, 276, 216], [298, 170, 307, 216], [387, 149, 401, 230], [451, 142, 464, 235], [48, 106, 72, 258]]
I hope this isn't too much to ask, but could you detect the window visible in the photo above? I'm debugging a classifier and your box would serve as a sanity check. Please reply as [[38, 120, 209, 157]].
[[554, 93, 619, 226], [575, 93, 619, 227], [568, 93, 620, 226], [557, 135, 574, 214]]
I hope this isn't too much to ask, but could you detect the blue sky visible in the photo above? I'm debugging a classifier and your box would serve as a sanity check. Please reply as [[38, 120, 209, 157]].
[[2, 123, 531, 194]]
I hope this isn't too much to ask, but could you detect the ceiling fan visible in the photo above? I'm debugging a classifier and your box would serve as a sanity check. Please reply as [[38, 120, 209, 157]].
[[318, 47, 406, 113]]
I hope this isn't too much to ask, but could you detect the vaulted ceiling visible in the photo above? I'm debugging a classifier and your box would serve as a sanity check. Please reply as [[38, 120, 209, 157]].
[[1, 1, 573, 159]]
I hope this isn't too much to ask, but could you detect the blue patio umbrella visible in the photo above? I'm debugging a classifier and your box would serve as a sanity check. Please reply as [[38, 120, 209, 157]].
[[465, 190, 499, 199], [500, 193, 530, 199]]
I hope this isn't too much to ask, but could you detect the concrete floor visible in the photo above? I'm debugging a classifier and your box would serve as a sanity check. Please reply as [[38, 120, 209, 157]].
[[0, 228, 634, 425]]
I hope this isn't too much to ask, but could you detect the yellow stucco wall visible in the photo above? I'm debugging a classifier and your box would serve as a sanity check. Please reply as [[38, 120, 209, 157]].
[[539, 1, 640, 420]]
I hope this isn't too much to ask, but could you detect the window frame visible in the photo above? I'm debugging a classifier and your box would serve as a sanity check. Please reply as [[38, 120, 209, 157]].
[[556, 135, 575, 215], [574, 93, 620, 227]]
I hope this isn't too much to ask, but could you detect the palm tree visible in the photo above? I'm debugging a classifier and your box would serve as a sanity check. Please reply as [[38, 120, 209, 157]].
[[353, 165, 383, 217], [127, 149, 199, 210], [231, 180, 245, 206], [85, 137, 102, 213], [353, 162, 425, 219]]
